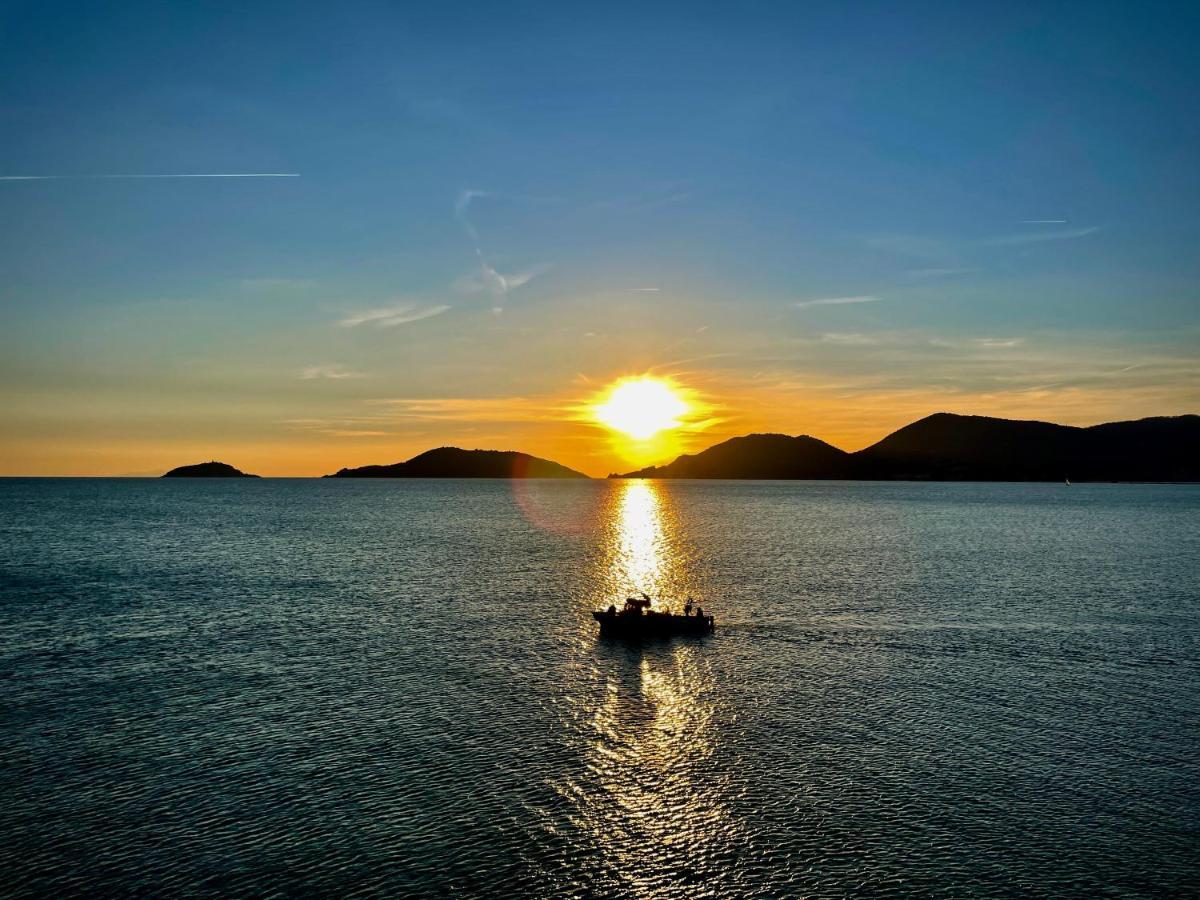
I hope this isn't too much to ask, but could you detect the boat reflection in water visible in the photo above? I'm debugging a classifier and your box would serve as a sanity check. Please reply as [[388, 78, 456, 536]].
[[550, 481, 742, 896]]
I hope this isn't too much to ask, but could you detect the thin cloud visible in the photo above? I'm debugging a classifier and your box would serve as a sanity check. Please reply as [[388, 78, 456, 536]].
[[372, 396, 565, 423], [455, 189, 489, 242], [300, 364, 366, 380], [455, 262, 550, 296], [592, 182, 694, 212], [629, 287, 661, 293], [1021, 219, 1068, 224], [453, 189, 548, 313], [794, 295, 880, 309], [973, 337, 1024, 349], [984, 226, 1099, 246], [820, 332, 881, 345], [0, 173, 298, 180], [339, 304, 450, 328]]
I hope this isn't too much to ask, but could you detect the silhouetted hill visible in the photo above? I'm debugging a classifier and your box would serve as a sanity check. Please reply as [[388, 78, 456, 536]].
[[614, 414, 1200, 482], [326, 447, 589, 479], [162, 461, 258, 478], [857, 413, 1200, 481], [615, 434, 851, 479]]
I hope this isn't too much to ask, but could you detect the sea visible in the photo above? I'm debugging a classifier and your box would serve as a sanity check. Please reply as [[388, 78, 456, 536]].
[[1, 478, 1197, 897]]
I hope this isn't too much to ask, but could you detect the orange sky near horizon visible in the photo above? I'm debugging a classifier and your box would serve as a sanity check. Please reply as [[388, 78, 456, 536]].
[[3, 365, 1194, 478]]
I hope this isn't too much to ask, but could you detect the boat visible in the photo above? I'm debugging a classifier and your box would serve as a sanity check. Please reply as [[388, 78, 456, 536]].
[[592, 595, 714, 638]]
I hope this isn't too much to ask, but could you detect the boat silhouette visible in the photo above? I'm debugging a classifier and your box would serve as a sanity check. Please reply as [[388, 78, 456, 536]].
[[593, 594, 714, 638]]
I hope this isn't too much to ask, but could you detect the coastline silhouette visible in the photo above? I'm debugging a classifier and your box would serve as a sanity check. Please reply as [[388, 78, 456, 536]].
[[159, 413, 1199, 481], [614, 413, 1200, 482]]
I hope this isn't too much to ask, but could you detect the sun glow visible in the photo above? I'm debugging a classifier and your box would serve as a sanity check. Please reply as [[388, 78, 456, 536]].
[[592, 377, 690, 440]]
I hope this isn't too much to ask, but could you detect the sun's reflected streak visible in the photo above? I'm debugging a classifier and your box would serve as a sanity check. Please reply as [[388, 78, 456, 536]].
[[546, 480, 741, 896], [616, 480, 665, 600]]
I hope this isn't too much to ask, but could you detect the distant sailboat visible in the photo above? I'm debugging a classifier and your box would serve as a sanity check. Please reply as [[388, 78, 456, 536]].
[[1065, 477, 1071, 486]]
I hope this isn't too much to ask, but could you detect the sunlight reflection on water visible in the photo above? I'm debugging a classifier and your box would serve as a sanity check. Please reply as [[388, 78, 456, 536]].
[[596, 480, 701, 610], [553, 479, 739, 897]]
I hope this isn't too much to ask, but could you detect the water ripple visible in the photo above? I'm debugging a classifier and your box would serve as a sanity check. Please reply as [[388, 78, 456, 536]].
[[1, 478, 1198, 896]]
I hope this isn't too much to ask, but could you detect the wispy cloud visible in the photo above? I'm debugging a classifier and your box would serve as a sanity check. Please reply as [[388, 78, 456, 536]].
[[973, 337, 1024, 349], [820, 332, 881, 345], [630, 287, 661, 293], [592, 182, 694, 212], [339, 304, 450, 328], [454, 189, 489, 242], [372, 396, 567, 423], [454, 189, 548, 313], [870, 225, 1096, 269], [984, 226, 1099, 246], [300, 364, 366, 380], [0, 173, 298, 180], [794, 295, 880, 309], [282, 418, 393, 437], [454, 262, 550, 297]]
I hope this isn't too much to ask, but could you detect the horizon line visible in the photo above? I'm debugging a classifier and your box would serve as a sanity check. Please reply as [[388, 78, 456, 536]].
[[2, 410, 1193, 478]]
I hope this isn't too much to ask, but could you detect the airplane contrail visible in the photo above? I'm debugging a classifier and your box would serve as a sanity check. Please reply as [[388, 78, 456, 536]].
[[0, 173, 299, 180]]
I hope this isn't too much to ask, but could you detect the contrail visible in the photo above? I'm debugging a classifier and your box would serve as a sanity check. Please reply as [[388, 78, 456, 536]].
[[0, 173, 299, 180], [1020, 219, 1068, 224]]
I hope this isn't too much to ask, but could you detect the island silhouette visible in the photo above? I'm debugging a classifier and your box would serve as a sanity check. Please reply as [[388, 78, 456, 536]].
[[159, 413, 1198, 481], [326, 447, 588, 479], [614, 413, 1200, 482], [162, 461, 259, 478]]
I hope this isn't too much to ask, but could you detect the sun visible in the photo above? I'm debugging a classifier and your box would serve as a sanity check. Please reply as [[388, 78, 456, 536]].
[[593, 377, 690, 440]]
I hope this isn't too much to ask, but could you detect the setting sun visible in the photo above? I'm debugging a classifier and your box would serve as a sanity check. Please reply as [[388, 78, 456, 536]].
[[593, 377, 690, 440]]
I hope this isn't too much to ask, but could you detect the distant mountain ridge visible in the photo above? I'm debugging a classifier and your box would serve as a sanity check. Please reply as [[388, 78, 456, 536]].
[[615, 413, 1200, 482], [326, 447, 589, 479], [162, 461, 258, 478]]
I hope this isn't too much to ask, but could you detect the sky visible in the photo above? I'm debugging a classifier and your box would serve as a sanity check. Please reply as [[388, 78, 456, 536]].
[[1, 1, 1197, 476]]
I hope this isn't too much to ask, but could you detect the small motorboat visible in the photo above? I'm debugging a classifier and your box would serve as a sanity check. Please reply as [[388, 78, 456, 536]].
[[592, 594, 714, 638]]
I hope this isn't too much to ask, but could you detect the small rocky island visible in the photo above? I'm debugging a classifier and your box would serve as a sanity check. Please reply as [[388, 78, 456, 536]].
[[162, 461, 259, 478], [327, 447, 588, 478]]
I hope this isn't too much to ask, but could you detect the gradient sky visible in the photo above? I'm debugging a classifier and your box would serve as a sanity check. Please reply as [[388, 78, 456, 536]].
[[2, 1, 1197, 476]]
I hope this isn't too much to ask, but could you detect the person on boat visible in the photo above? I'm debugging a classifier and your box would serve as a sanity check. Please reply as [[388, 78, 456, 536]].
[[684, 597, 694, 616]]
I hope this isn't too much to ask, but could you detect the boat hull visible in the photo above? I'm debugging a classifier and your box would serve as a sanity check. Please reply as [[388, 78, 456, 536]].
[[592, 610, 714, 638]]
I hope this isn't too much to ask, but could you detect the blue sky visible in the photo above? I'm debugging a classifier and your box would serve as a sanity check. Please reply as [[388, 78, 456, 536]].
[[1, 1, 1197, 474]]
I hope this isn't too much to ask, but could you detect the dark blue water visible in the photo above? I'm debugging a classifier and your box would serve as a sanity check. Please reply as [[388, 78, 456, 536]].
[[2, 478, 1198, 896]]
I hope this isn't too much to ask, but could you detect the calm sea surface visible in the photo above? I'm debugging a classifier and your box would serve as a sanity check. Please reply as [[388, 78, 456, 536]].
[[1, 478, 1197, 897]]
